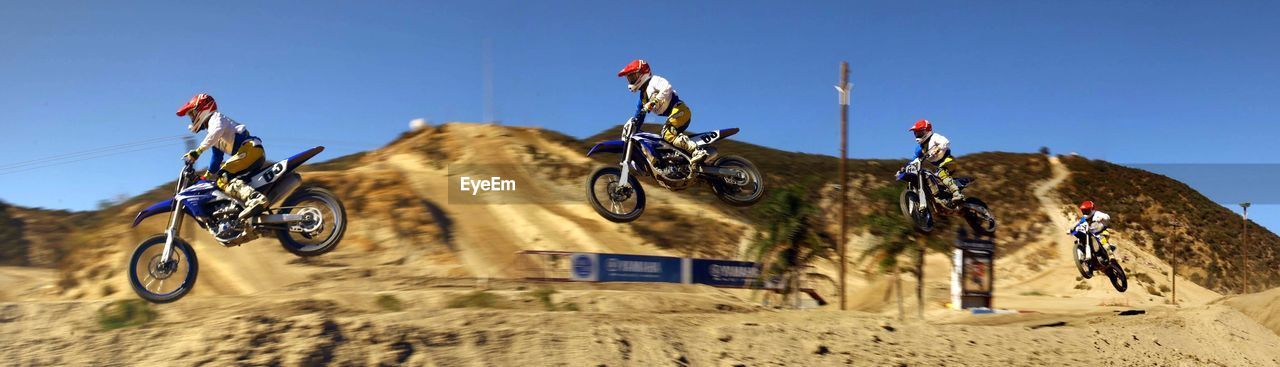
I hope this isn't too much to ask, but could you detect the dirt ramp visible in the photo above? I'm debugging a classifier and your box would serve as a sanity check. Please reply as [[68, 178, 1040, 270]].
[[1221, 287, 1280, 336]]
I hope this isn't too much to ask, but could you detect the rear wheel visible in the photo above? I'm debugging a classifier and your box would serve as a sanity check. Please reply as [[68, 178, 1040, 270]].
[[127, 234, 199, 303], [587, 166, 646, 222], [708, 155, 765, 207], [1106, 260, 1128, 292], [277, 187, 346, 257], [960, 197, 997, 235]]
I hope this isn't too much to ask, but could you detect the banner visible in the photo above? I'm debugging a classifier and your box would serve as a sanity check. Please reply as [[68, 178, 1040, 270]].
[[689, 259, 766, 288], [569, 253, 683, 283]]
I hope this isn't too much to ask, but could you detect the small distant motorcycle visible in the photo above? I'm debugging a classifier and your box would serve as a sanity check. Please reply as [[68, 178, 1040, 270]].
[[1070, 221, 1128, 292], [585, 118, 764, 222], [896, 157, 997, 234], [126, 146, 346, 303]]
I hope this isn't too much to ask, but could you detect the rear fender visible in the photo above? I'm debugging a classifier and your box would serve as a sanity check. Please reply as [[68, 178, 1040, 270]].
[[690, 128, 739, 147]]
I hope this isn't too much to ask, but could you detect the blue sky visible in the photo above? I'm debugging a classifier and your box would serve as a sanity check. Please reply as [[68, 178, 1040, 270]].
[[2, 1, 1278, 230]]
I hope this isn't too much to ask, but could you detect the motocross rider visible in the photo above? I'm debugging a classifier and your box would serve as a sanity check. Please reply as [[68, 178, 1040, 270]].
[[1077, 200, 1114, 258], [176, 93, 268, 220], [908, 119, 964, 204], [617, 59, 708, 165]]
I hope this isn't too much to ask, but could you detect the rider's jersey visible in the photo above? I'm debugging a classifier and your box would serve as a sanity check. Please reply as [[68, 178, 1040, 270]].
[[196, 112, 260, 175], [632, 75, 683, 121], [914, 132, 952, 166], [1078, 211, 1111, 233]]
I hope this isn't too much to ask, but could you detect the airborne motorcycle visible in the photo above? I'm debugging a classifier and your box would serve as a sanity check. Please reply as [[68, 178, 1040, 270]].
[[1070, 220, 1128, 292], [896, 157, 997, 234], [585, 119, 764, 222], [126, 146, 346, 303]]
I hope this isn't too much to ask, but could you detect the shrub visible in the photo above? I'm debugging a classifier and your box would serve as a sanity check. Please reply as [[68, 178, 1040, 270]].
[[529, 288, 557, 311], [376, 294, 403, 312], [446, 291, 499, 309], [97, 299, 156, 331]]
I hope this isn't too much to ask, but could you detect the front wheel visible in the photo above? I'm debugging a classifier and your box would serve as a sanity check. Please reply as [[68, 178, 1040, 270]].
[[128, 234, 199, 303], [586, 166, 646, 222], [277, 187, 347, 257], [900, 188, 934, 233], [708, 155, 765, 207], [1106, 260, 1128, 292], [1073, 242, 1093, 279]]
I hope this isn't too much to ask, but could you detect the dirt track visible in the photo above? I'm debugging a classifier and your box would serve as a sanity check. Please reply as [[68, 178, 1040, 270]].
[[3, 274, 1279, 366]]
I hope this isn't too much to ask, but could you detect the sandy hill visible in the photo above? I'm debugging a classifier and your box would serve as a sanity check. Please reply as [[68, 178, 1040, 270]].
[[2, 122, 1280, 365], [0, 122, 1277, 304]]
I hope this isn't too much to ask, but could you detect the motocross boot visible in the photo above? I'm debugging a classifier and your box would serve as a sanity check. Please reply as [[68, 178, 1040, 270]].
[[672, 134, 708, 165], [224, 178, 268, 219], [940, 176, 965, 205]]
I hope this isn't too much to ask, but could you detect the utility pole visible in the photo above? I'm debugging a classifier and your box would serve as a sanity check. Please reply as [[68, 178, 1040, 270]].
[[1241, 202, 1250, 294], [1170, 220, 1181, 306], [836, 62, 851, 310]]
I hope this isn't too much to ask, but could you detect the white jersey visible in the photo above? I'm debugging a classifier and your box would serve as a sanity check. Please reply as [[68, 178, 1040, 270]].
[[196, 112, 248, 154], [642, 75, 677, 115], [1081, 211, 1110, 233], [1087, 211, 1110, 225], [918, 132, 951, 164]]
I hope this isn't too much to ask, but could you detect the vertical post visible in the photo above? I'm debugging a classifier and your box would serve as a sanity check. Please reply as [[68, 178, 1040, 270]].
[[1170, 221, 1179, 306], [1241, 202, 1250, 294], [837, 62, 851, 310]]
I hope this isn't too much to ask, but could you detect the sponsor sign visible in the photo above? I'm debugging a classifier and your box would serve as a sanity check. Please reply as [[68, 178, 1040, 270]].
[[598, 254, 683, 283], [690, 259, 765, 288], [569, 253, 598, 281]]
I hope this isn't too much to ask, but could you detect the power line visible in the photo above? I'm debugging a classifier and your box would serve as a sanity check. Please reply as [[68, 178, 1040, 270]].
[[0, 144, 175, 176], [0, 134, 185, 171], [0, 135, 186, 176]]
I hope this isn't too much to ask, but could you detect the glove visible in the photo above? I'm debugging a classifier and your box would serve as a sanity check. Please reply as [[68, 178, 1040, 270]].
[[183, 150, 201, 163], [642, 101, 657, 112]]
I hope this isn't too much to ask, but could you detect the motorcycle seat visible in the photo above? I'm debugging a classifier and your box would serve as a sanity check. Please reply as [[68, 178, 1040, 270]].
[[955, 177, 975, 188]]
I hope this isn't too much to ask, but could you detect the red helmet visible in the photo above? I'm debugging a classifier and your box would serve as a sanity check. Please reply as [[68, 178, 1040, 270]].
[[176, 93, 217, 117], [177, 93, 218, 132], [617, 59, 651, 92], [908, 119, 932, 132], [909, 119, 933, 143], [1079, 200, 1095, 215]]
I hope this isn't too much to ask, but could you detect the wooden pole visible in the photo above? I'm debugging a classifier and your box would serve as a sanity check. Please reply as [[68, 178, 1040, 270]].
[[838, 62, 850, 310], [1171, 233, 1177, 305], [1241, 203, 1250, 294]]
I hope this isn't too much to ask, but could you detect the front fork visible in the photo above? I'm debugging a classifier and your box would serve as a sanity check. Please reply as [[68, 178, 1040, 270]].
[[915, 173, 930, 215], [160, 200, 185, 264], [618, 138, 635, 189]]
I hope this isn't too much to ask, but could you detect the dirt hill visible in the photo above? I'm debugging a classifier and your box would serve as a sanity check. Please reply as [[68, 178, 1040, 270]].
[[2, 122, 1278, 302], [2, 122, 1280, 365]]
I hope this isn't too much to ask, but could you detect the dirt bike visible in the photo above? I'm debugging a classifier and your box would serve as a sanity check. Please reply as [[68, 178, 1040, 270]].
[[125, 146, 347, 303], [585, 118, 764, 222], [895, 157, 997, 234], [1070, 220, 1128, 292]]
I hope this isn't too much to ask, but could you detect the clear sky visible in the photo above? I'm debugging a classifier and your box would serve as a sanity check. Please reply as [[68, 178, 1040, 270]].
[[2, 1, 1278, 229]]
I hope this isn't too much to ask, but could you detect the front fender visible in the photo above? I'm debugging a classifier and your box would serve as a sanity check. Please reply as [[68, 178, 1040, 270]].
[[586, 140, 626, 156], [132, 199, 174, 227]]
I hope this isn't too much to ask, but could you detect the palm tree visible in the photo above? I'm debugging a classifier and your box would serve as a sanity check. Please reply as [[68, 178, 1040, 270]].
[[860, 185, 952, 319], [748, 185, 833, 308]]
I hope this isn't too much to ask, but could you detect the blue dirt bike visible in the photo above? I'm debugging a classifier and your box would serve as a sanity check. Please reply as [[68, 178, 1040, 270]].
[[896, 157, 997, 235], [1070, 220, 1128, 292], [126, 146, 346, 303], [585, 119, 764, 222]]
